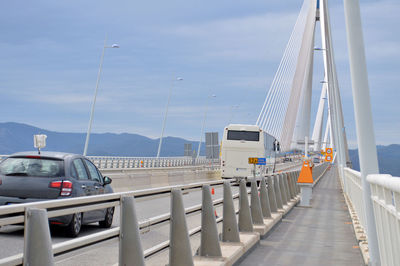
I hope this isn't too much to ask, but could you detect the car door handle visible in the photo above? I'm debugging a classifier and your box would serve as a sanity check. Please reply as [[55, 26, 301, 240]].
[[81, 185, 87, 189]]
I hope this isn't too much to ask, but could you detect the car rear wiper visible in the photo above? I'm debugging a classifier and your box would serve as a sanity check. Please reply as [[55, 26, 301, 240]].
[[5, 172, 28, 176]]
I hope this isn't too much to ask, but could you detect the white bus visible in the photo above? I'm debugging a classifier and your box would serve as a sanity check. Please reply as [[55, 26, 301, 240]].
[[220, 124, 275, 180]]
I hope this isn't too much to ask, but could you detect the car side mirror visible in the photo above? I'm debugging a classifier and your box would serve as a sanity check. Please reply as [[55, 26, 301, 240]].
[[103, 176, 112, 185]]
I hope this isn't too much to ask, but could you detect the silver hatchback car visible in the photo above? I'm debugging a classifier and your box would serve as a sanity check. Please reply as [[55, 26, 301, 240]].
[[0, 151, 114, 237]]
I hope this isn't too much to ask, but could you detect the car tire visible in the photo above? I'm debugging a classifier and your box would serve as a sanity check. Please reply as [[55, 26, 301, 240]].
[[66, 213, 82, 237], [99, 207, 114, 228]]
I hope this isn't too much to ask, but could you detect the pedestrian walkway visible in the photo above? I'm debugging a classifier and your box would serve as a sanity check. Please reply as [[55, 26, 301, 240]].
[[239, 167, 364, 266]]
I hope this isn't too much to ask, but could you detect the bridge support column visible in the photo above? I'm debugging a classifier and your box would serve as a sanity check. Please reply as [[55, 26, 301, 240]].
[[24, 208, 54, 266], [343, 0, 381, 264], [239, 180, 253, 232], [169, 189, 194, 266], [199, 185, 222, 257], [222, 181, 240, 242], [119, 196, 145, 266]]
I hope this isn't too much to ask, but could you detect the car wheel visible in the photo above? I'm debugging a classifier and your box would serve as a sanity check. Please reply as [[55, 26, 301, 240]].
[[99, 207, 114, 228], [66, 213, 82, 237]]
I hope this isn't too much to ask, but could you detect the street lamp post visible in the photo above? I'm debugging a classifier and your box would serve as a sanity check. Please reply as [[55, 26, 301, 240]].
[[156, 77, 183, 158], [197, 94, 216, 158], [83, 35, 119, 156]]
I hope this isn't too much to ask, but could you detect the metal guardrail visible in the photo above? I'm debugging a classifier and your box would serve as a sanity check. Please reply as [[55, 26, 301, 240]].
[[87, 156, 219, 169], [343, 168, 400, 266], [0, 179, 228, 265], [343, 168, 366, 229], [0, 154, 219, 170], [367, 174, 400, 266], [0, 165, 321, 266]]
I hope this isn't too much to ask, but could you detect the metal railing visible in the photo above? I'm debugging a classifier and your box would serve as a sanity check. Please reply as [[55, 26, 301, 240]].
[[343, 168, 400, 266], [0, 154, 220, 170], [343, 168, 366, 229], [87, 156, 218, 169], [0, 166, 320, 266], [367, 174, 400, 266], [0, 180, 227, 265]]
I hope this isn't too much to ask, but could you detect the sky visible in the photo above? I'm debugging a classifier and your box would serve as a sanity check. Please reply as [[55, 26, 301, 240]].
[[0, 0, 398, 149]]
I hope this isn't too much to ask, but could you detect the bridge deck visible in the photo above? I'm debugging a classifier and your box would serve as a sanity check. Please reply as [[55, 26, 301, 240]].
[[239, 167, 364, 266]]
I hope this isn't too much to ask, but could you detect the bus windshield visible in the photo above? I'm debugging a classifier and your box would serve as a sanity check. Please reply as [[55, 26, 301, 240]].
[[227, 130, 259, 141]]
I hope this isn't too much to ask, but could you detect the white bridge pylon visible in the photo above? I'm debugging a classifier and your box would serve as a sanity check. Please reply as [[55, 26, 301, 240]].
[[256, 0, 350, 166]]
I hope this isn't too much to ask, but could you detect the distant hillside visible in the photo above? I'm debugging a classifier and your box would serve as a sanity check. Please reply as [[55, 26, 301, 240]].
[[349, 144, 400, 177], [0, 122, 204, 157]]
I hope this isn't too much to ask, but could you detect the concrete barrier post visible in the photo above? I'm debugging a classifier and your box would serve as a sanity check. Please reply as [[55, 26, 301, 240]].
[[239, 179, 253, 232], [283, 173, 291, 201], [200, 185, 222, 257], [169, 189, 194, 266], [250, 180, 264, 224], [274, 175, 284, 209], [259, 177, 272, 218], [290, 172, 297, 198], [222, 181, 240, 242], [23, 208, 54, 266], [278, 174, 288, 205], [267, 176, 278, 212], [286, 172, 294, 199], [119, 196, 145, 266], [295, 171, 301, 194]]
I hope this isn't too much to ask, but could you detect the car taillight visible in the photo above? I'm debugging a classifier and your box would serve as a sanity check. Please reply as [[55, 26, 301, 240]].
[[49, 181, 62, 188], [0, 178, 2, 185], [50, 180, 73, 196]]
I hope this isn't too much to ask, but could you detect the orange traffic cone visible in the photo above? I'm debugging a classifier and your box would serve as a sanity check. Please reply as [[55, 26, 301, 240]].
[[297, 160, 313, 183], [211, 187, 215, 195]]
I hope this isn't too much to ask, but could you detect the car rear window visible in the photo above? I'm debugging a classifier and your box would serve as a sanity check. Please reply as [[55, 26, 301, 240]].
[[0, 157, 64, 177]]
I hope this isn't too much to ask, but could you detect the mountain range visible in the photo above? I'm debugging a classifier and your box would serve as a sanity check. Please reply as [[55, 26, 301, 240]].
[[0, 122, 398, 176], [0, 122, 204, 157], [349, 144, 400, 177]]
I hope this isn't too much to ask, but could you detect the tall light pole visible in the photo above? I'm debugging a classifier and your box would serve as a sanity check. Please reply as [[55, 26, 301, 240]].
[[83, 35, 119, 156], [197, 94, 216, 158], [156, 77, 183, 158]]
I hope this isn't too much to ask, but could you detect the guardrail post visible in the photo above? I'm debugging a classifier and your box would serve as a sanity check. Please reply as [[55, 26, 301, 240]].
[[295, 171, 301, 194], [119, 196, 145, 266], [283, 173, 291, 201], [199, 185, 222, 257], [274, 175, 284, 209], [23, 208, 54, 266], [292, 172, 298, 197], [250, 180, 264, 224], [170, 189, 194, 266], [287, 172, 294, 199], [279, 174, 288, 205], [239, 179, 253, 232], [260, 177, 272, 218], [222, 181, 240, 242], [267, 176, 278, 212]]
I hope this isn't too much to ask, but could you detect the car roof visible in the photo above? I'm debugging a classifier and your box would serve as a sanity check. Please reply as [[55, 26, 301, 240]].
[[9, 151, 82, 160]]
